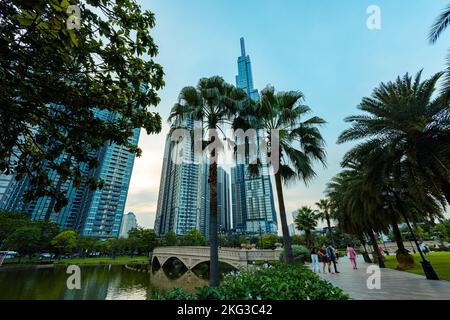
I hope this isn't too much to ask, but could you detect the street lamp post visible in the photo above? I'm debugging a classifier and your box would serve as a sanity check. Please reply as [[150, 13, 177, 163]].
[[386, 189, 439, 280], [401, 212, 439, 280]]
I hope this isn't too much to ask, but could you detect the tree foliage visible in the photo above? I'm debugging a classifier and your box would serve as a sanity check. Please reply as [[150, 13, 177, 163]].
[[250, 86, 326, 264], [51, 229, 78, 255], [127, 227, 158, 255], [179, 229, 206, 247], [294, 206, 318, 246], [4, 225, 42, 258], [169, 76, 248, 286], [0, 210, 59, 254], [0, 0, 164, 210]]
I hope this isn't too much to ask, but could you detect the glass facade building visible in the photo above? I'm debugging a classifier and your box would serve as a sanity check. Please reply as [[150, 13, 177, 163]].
[[154, 117, 231, 237], [154, 117, 203, 235], [231, 38, 278, 235], [119, 212, 138, 238], [236, 37, 260, 102], [0, 109, 139, 238]]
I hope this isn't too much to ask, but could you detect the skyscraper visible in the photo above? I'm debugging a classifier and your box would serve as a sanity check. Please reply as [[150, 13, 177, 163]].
[[154, 117, 203, 235], [154, 117, 231, 237], [120, 212, 138, 238], [236, 38, 260, 102], [231, 38, 278, 235], [0, 174, 13, 202], [0, 109, 139, 238]]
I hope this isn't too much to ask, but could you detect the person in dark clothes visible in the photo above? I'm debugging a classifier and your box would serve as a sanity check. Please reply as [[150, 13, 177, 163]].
[[326, 244, 340, 273]]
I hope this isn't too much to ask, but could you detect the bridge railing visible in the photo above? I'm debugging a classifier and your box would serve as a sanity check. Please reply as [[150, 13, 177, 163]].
[[153, 246, 282, 263]]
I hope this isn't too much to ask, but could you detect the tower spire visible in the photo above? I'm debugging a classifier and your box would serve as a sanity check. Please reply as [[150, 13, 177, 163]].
[[240, 37, 246, 56]]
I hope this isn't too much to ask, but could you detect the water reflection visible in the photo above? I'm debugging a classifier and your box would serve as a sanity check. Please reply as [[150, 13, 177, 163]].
[[161, 257, 188, 280], [150, 269, 208, 295], [0, 264, 208, 300], [0, 265, 152, 300]]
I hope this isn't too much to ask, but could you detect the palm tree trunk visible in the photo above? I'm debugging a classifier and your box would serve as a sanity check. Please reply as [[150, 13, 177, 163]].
[[326, 217, 335, 247], [368, 229, 385, 268], [391, 222, 406, 252], [359, 236, 372, 263], [391, 220, 414, 267], [274, 171, 293, 264], [209, 158, 220, 286], [306, 230, 312, 247]]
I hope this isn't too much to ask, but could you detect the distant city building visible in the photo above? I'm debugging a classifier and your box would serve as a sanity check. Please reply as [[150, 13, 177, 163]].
[[288, 223, 296, 236], [154, 117, 231, 238], [0, 109, 139, 238], [231, 37, 278, 235], [120, 212, 138, 238]]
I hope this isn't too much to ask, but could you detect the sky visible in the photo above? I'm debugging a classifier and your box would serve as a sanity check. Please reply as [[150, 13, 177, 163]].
[[124, 0, 450, 230]]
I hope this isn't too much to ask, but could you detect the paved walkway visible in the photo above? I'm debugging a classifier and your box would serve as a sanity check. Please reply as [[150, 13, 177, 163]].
[[311, 256, 450, 300]]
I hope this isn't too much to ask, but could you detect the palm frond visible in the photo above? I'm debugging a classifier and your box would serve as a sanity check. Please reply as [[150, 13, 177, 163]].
[[429, 5, 450, 44]]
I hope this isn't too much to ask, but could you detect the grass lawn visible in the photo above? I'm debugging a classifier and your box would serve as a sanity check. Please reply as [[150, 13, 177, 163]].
[[3, 256, 149, 266], [384, 251, 450, 282], [54, 256, 149, 265]]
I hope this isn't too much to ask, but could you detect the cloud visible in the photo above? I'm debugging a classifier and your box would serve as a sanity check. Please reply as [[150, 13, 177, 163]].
[[124, 129, 167, 229]]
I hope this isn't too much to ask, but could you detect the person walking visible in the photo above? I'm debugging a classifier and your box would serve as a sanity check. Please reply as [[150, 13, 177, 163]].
[[318, 244, 331, 273], [347, 244, 358, 270], [327, 244, 340, 273], [310, 246, 320, 273]]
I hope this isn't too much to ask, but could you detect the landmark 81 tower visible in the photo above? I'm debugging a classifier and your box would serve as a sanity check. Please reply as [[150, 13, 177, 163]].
[[236, 38, 260, 102], [231, 38, 278, 235]]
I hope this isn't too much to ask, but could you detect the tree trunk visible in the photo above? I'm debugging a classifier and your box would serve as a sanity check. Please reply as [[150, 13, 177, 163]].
[[306, 231, 312, 247], [391, 221, 414, 267], [368, 230, 385, 268], [326, 217, 335, 247], [209, 159, 220, 286], [359, 236, 372, 263], [274, 172, 293, 264]]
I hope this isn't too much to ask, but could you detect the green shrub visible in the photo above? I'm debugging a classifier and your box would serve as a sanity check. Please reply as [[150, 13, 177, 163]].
[[156, 288, 197, 300], [279, 245, 310, 264], [158, 264, 348, 300]]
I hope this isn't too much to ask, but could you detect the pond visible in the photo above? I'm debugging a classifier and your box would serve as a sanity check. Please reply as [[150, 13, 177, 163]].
[[0, 263, 212, 300]]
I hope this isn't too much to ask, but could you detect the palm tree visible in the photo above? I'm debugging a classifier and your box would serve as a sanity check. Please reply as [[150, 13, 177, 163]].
[[251, 86, 326, 264], [169, 76, 248, 286], [315, 198, 335, 247], [429, 4, 450, 43], [326, 164, 389, 268], [338, 71, 448, 278], [430, 4, 450, 101], [338, 71, 450, 207], [294, 206, 318, 247]]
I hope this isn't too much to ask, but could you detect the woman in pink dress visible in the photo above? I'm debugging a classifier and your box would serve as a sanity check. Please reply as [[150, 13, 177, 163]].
[[347, 244, 358, 270]]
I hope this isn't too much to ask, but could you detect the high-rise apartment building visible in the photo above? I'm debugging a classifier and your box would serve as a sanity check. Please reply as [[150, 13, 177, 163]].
[[0, 109, 139, 238], [154, 117, 203, 235], [119, 212, 138, 238], [154, 117, 231, 237], [231, 38, 278, 235]]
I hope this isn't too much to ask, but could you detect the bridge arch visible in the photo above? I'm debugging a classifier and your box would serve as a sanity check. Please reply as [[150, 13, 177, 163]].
[[152, 246, 282, 271]]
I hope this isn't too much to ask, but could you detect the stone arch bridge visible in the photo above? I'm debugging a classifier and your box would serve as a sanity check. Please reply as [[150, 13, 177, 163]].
[[152, 246, 282, 270]]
